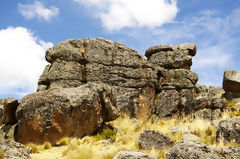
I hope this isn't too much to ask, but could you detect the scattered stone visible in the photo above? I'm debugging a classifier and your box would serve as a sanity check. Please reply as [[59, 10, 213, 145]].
[[0, 139, 31, 159], [166, 139, 240, 159], [101, 140, 112, 146], [216, 118, 240, 144], [137, 129, 174, 150], [223, 69, 240, 93], [113, 150, 157, 159], [16, 82, 118, 144]]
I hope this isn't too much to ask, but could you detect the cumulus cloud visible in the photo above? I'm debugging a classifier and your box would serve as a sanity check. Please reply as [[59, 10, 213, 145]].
[[18, 1, 59, 22], [74, 0, 179, 31], [0, 27, 53, 98]]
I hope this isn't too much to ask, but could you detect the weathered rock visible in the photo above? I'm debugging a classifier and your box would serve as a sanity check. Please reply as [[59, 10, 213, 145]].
[[0, 98, 19, 125], [223, 69, 240, 93], [147, 49, 193, 69], [154, 89, 179, 118], [137, 129, 174, 150], [178, 43, 197, 56], [216, 118, 240, 144], [113, 150, 157, 159], [179, 89, 195, 115], [194, 84, 210, 111], [0, 106, 3, 125], [16, 82, 118, 144], [0, 139, 31, 159], [158, 68, 198, 89], [166, 140, 240, 159], [194, 109, 222, 120], [39, 38, 157, 117]]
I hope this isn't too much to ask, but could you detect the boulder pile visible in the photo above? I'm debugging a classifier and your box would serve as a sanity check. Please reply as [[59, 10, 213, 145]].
[[0, 38, 239, 157]]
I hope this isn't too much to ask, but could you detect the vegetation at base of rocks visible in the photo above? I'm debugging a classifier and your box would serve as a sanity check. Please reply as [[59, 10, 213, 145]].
[[94, 128, 117, 142], [25, 142, 52, 153], [0, 150, 4, 159], [30, 108, 240, 159], [56, 137, 70, 146]]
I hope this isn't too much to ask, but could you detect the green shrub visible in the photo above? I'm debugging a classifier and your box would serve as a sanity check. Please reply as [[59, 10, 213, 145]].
[[94, 128, 116, 142]]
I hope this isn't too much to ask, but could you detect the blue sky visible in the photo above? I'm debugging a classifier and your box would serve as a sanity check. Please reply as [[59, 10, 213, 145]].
[[0, 0, 240, 99]]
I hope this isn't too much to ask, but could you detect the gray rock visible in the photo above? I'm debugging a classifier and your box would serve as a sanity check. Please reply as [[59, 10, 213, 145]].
[[113, 150, 157, 159], [137, 129, 174, 150], [0, 98, 19, 125], [178, 43, 197, 56], [145, 45, 173, 58], [179, 89, 195, 115], [223, 69, 240, 93], [0, 139, 31, 159], [16, 82, 118, 144], [166, 140, 239, 159], [154, 89, 179, 118], [209, 86, 225, 99], [158, 68, 198, 89], [194, 109, 222, 120], [147, 50, 193, 69], [216, 118, 240, 144]]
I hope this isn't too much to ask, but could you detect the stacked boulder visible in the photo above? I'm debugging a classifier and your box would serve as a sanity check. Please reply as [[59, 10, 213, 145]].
[[37, 38, 157, 118], [145, 43, 198, 117]]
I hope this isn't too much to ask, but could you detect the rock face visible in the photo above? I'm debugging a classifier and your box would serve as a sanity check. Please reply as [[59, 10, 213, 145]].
[[146, 43, 200, 117], [137, 129, 174, 150], [16, 82, 118, 144], [216, 118, 240, 144], [223, 69, 240, 93], [166, 140, 240, 159], [113, 150, 157, 159], [0, 139, 31, 159], [0, 98, 19, 125], [38, 38, 157, 118]]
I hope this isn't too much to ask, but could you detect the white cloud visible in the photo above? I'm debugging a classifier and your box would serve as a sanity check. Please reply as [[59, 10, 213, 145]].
[[18, 1, 59, 22], [0, 27, 53, 98], [74, 0, 179, 31]]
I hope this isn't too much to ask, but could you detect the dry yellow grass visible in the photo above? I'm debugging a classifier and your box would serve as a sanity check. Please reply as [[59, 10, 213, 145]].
[[30, 103, 240, 159]]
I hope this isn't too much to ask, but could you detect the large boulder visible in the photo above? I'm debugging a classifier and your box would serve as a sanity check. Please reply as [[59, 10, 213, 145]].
[[38, 38, 157, 118], [137, 129, 174, 150], [145, 43, 196, 69], [0, 139, 31, 159], [113, 150, 157, 159], [223, 69, 240, 93], [16, 82, 118, 144], [216, 118, 240, 144], [0, 98, 19, 125], [166, 140, 240, 159]]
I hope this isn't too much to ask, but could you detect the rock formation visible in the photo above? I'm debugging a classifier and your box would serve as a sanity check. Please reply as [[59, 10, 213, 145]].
[[16, 82, 118, 144], [0, 38, 239, 151]]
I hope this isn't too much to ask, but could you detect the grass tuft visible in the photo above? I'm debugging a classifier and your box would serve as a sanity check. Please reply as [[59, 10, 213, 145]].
[[0, 150, 4, 159]]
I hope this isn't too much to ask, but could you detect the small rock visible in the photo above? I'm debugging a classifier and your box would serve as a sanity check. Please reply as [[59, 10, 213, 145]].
[[216, 118, 240, 144], [137, 129, 174, 150], [223, 69, 240, 93], [182, 133, 200, 141], [178, 43, 197, 56], [166, 139, 239, 159], [101, 140, 111, 146], [0, 139, 31, 159], [113, 150, 157, 159]]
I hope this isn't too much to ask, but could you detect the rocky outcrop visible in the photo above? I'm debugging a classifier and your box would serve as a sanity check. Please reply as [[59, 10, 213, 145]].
[[137, 129, 174, 150], [146, 43, 199, 117], [16, 82, 118, 144], [216, 118, 240, 144], [166, 140, 240, 159], [113, 150, 157, 159], [38, 38, 157, 118], [223, 69, 240, 93], [0, 139, 31, 159]]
